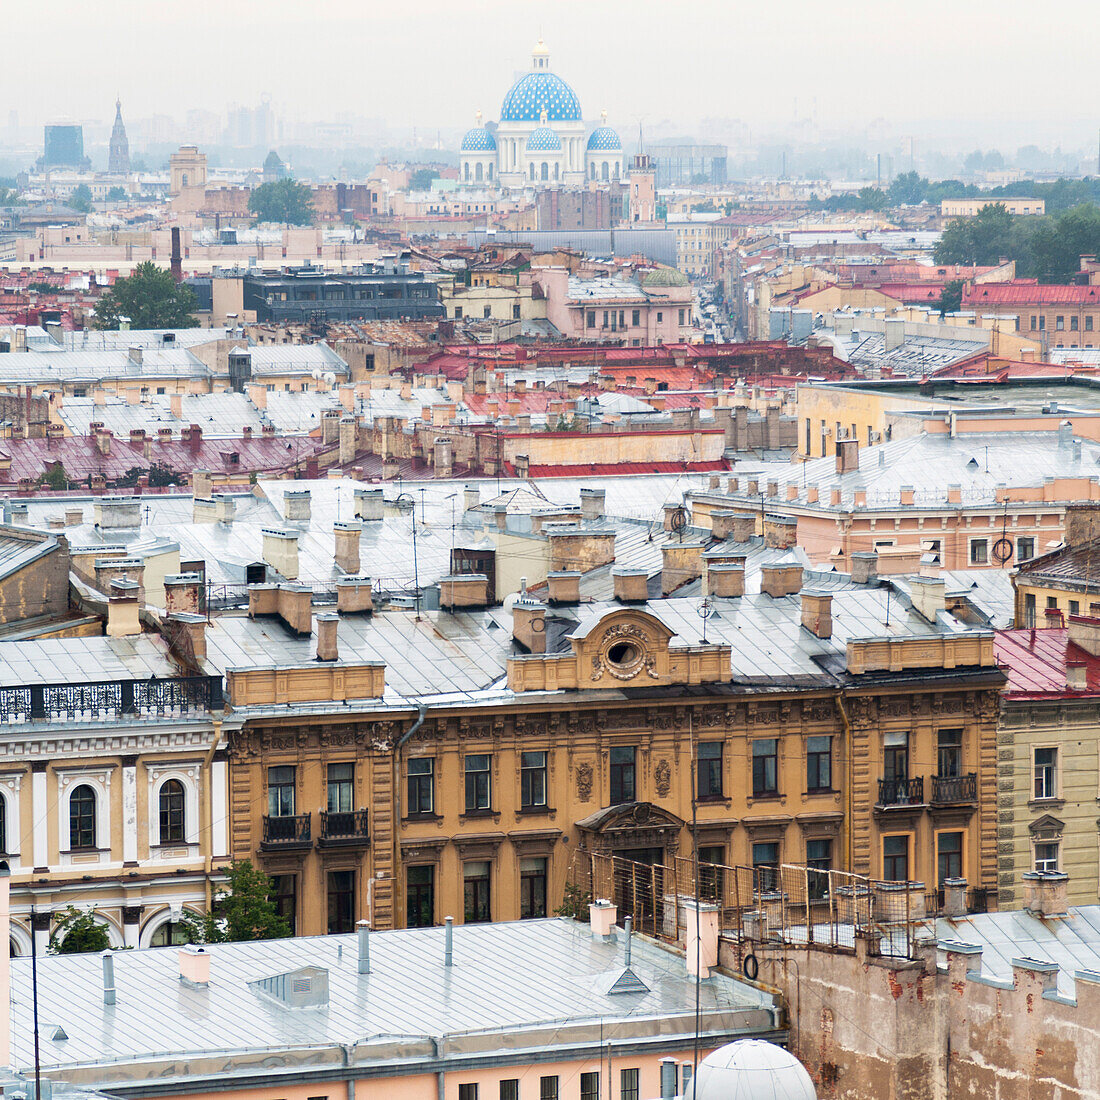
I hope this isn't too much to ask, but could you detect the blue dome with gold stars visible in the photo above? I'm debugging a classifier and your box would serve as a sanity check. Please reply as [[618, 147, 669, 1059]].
[[461, 126, 497, 152], [587, 126, 621, 151], [526, 125, 562, 152], [501, 71, 582, 123]]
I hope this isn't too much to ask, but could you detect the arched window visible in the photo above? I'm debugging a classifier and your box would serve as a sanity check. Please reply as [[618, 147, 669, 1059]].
[[69, 785, 97, 850], [464, 162, 470, 181], [159, 780, 186, 844], [540, 162, 549, 181], [553, 163, 559, 180], [488, 163, 494, 179], [613, 162, 620, 180], [602, 162, 609, 182], [0, 790, 6, 855], [150, 920, 191, 947], [529, 163, 535, 181], [590, 163, 596, 181], [475, 162, 483, 182]]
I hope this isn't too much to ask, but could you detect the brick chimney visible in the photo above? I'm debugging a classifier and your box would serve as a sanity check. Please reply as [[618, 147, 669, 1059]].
[[315, 613, 339, 661], [800, 589, 833, 638], [613, 567, 649, 603], [706, 563, 745, 598], [336, 576, 373, 614], [106, 578, 141, 637], [164, 572, 203, 615], [835, 438, 859, 474], [1023, 871, 1069, 918], [334, 521, 362, 574], [546, 570, 580, 605], [512, 594, 547, 654], [760, 562, 803, 598]]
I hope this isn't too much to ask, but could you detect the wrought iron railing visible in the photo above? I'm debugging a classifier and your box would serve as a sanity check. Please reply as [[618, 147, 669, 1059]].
[[930, 773, 977, 804], [0, 675, 223, 725], [877, 776, 925, 807], [319, 808, 370, 844], [262, 812, 311, 846]]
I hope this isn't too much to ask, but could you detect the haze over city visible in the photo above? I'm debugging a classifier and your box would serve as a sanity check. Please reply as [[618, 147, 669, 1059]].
[[0, 4, 1100, 1100]]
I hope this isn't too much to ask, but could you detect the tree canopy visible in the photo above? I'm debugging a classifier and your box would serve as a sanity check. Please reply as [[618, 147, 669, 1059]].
[[181, 860, 290, 944], [69, 184, 93, 213], [248, 178, 314, 225], [50, 906, 112, 954], [933, 202, 1100, 281], [409, 168, 440, 192], [92, 261, 198, 330], [106, 185, 127, 202]]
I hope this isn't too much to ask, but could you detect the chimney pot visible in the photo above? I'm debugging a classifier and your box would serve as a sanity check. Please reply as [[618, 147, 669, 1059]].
[[589, 899, 617, 941], [315, 612, 339, 662], [178, 943, 210, 986]]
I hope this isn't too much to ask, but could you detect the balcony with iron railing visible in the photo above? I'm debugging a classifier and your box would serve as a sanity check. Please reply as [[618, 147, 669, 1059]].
[[0, 675, 223, 725], [930, 773, 978, 806], [261, 812, 311, 849], [876, 776, 925, 809], [318, 809, 370, 847]]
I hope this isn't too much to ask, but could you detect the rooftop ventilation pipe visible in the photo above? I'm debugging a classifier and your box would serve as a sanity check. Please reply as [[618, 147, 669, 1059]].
[[102, 950, 116, 1006], [357, 919, 370, 974], [444, 915, 454, 967]]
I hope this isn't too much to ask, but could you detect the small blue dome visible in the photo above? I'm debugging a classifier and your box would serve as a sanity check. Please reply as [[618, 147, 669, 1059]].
[[587, 126, 622, 152], [526, 126, 562, 153], [461, 127, 497, 152], [501, 71, 582, 123]]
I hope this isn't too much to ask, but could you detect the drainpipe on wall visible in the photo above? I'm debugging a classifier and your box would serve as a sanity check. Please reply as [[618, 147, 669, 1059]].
[[392, 704, 429, 922], [202, 717, 224, 913], [432, 1036, 446, 1100]]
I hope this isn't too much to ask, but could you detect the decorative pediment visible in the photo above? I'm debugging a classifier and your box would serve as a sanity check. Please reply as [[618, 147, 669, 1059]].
[[1029, 814, 1064, 837], [575, 801, 686, 835], [507, 607, 731, 693]]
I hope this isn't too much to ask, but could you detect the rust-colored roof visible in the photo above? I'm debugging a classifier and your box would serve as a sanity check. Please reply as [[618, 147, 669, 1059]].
[[964, 284, 1100, 307], [995, 627, 1100, 699]]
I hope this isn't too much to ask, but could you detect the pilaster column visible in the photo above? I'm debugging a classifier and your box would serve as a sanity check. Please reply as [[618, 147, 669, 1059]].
[[31, 762, 48, 872], [122, 755, 138, 866]]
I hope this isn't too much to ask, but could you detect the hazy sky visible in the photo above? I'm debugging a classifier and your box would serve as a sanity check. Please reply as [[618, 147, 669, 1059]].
[[9, 0, 1097, 149]]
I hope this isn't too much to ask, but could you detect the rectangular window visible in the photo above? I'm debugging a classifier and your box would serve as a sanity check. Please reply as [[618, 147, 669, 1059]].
[[1030, 315, 1037, 330], [520, 857, 547, 919], [513, 304, 521, 320], [464, 754, 491, 812], [501, 1082, 519, 1100], [937, 831, 963, 885], [806, 838, 833, 900], [806, 736, 832, 792], [631, 309, 640, 326], [697, 844, 726, 902], [1035, 840, 1059, 872], [267, 765, 296, 816], [464, 860, 491, 923], [678, 308, 686, 326], [1070, 600, 1080, 616], [520, 751, 548, 809], [884, 731, 909, 781], [1071, 317, 1079, 331], [1056, 316, 1065, 331], [407, 757, 434, 815], [937, 729, 962, 778], [610, 746, 637, 804], [580, 1073, 599, 1100], [697, 742, 723, 798], [540, 1078, 559, 1100], [270, 873, 297, 934], [752, 738, 778, 796], [459, 1086, 478, 1100], [883, 835, 909, 881], [453, 306, 463, 319], [327, 762, 353, 813], [1087, 317, 1094, 332], [620, 1069, 639, 1100], [752, 841, 780, 891], [1024, 592, 1037, 628], [969, 538, 988, 565], [656, 311, 663, 323], [1034, 747, 1057, 800], [327, 869, 355, 934], [406, 865, 435, 928], [587, 311, 595, 328], [1039, 316, 1046, 331], [602, 310, 609, 328], [1016, 536, 1035, 561]]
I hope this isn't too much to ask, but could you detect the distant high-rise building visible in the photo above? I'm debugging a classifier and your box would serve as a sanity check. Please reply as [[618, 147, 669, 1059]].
[[107, 99, 130, 175], [42, 124, 86, 168]]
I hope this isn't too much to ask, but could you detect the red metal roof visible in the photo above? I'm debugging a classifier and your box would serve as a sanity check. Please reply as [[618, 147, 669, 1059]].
[[964, 284, 1100, 306], [515, 460, 730, 478], [994, 627, 1100, 699]]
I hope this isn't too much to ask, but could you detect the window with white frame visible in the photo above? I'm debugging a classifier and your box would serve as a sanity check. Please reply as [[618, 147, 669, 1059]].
[[1034, 747, 1058, 800], [969, 538, 989, 565], [1034, 840, 1059, 872]]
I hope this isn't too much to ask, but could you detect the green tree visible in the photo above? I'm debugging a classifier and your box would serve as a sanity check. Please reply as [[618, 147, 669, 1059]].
[[106, 186, 127, 202], [69, 184, 93, 213], [248, 178, 314, 226], [1024, 203, 1100, 282], [181, 860, 290, 944], [936, 279, 964, 317], [887, 171, 928, 206], [50, 906, 112, 954], [92, 261, 198, 330], [934, 203, 1016, 266], [39, 462, 68, 491], [857, 186, 888, 212], [409, 168, 440, 191]]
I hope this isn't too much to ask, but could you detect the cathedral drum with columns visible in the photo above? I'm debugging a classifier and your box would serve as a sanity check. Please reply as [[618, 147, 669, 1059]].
[[459, 39, 624, 188]]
